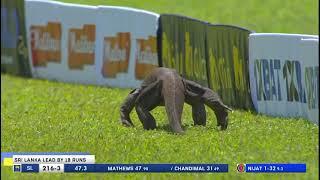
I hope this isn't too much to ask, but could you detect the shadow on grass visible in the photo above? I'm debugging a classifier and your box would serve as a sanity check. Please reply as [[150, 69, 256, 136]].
[[155, 124, 191, 134], [155, 123, 223, 134]]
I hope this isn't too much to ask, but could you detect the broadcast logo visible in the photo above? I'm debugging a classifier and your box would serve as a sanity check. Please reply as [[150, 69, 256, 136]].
[[237, 163, 245, 172], [13, 165, 21, 172]]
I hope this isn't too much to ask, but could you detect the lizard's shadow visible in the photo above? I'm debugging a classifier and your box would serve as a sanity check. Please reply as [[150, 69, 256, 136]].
[[156, 124, 190, 133], [155, 123, 223, 133]]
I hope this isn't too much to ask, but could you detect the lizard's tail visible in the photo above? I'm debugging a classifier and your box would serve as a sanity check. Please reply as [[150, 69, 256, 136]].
[[162, 78, 185, 134]]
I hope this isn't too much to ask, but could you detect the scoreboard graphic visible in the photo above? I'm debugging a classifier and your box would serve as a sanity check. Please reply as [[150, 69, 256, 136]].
[[1, 152, 307, 173]]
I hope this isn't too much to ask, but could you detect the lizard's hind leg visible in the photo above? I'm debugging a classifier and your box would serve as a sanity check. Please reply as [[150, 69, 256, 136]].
[[135, 80, 163, 130]]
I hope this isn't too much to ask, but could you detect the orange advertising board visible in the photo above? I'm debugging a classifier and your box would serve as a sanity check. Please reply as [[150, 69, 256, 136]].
[[101, 32, 131, 78], [135, 36, 158, 79], [68, 24, 95, 69], [30, 22, 61, 67]]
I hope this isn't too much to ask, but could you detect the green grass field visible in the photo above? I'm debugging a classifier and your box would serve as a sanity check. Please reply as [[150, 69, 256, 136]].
[[1, 0, 319, 179], [59, 0, 318, 35], [1, 75, 319, 180]]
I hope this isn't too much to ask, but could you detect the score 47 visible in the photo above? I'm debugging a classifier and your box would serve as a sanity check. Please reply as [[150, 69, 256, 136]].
[[135, 165, 149, 171]]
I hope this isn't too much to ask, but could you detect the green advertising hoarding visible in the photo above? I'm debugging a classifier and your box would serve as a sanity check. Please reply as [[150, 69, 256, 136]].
[[1, 0, 31, 76], [206, 25, 253, 109], [159, 14, 208, 87], [158, 14, 254, 109]]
